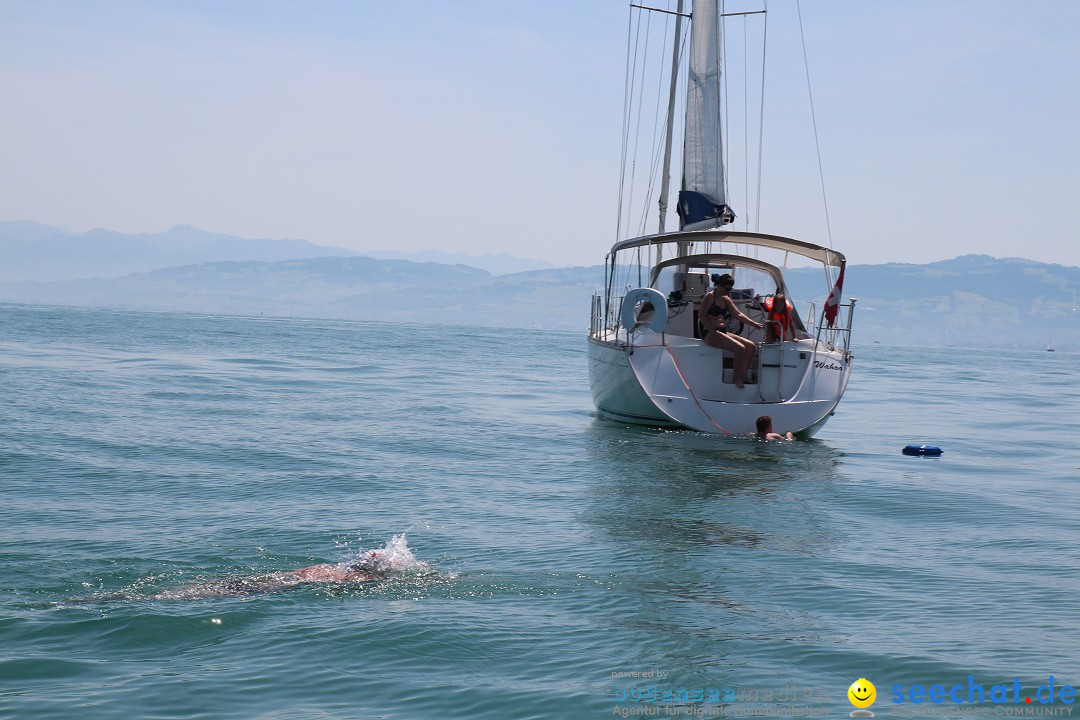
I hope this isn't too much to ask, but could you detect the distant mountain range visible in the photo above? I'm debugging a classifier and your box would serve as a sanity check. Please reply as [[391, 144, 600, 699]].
[[1, 222, 1077, 350], [362, 249, 553, 276], [781, 256, 1079, 350], [0, 255, 600, 332], [0, 221, 361, 282], [0, 221, 552, 281]]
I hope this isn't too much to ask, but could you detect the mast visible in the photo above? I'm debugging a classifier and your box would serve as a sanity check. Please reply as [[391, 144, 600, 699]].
[[656, 0, 685, 248]]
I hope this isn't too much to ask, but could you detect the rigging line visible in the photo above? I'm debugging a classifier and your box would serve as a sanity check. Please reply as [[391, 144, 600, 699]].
[[626, 9, 654, 244], [619, 255, 635, 307], [639, 135, 667, 240], [656, 0, 684, 242], [643, 2, 686, 239], [796, 0, 834, 250], [753, 0, 768, 233], [640, 57, 670, 237], [626, 260, 635, 294], [720, 1, 739, 257], [637, 6, 673, 238], [627, 9, 650, 241], [639, 129, 665, 234], [667, 28, 689, 234], [618, 248, 643, 292], [663, 346, 735, 435], [714, 0, 725, 221], [743, 15, 749, 234], [630, 4, 689, 18], [616, 7, 638, 243], [719, 0, 729, 215], [639, 117, 669, 238], [673, 29, 689, 167]]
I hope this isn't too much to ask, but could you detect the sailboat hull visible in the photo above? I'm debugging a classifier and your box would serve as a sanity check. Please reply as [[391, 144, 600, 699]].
[[587, 332, 851, 437], [587, 336, 681, 427]]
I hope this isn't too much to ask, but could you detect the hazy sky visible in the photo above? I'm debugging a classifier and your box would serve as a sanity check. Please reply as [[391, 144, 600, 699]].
[[2, 1, 1079, 267]]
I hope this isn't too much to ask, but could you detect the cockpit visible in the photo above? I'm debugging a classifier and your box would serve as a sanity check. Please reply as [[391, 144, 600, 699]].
[[646, 254, 811, 343]]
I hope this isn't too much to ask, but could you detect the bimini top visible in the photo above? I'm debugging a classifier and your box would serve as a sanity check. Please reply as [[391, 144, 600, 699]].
[[609, 230, 846, 268]]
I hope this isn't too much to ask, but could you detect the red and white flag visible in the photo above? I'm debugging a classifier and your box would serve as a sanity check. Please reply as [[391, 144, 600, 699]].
[[824, 266, 845, 327]]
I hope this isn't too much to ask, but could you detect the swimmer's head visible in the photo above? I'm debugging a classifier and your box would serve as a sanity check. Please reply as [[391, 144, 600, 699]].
[[347, 551, 391, 576]]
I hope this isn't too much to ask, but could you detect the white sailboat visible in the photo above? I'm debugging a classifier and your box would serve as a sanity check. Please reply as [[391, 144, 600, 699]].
[[587, 0, 856, 437]]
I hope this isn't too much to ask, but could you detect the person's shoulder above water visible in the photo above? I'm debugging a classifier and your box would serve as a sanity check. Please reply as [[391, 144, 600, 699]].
[[289, 550, 391, 583], [287, 563, 378, 583], [754, 415, 794, 441]]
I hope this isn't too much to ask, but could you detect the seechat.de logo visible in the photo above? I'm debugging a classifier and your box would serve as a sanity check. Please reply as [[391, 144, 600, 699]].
[[891, 677, 1077, 706]]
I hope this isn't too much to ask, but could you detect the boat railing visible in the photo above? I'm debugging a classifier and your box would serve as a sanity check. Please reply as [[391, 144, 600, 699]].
[[755, 325, 787, 402], [596, 291, 856, 355], [589, 293, 601, 336], [809, 299, 857, 354], [590, 292, 625, 339]]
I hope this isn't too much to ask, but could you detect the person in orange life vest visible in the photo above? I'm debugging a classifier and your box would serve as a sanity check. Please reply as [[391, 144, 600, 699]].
[[763, 290, 795, 343], [699, 273, 764, 388]]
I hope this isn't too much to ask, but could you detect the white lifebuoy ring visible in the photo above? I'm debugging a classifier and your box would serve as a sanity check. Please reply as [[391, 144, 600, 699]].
[[620, 287, 668, 334]]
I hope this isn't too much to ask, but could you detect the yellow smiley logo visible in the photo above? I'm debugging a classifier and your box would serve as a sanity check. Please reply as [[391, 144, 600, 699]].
[[848, 678, 877, 709]]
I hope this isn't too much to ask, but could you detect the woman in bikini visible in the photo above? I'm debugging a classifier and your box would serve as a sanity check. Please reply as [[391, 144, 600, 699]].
[[699, 273, 763, 388]]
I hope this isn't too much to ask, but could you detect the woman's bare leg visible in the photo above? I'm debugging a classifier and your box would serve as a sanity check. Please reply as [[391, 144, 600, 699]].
[[734, 345, 749, 387], [705, 332, 752, 387], [732, 336, 756, 387]]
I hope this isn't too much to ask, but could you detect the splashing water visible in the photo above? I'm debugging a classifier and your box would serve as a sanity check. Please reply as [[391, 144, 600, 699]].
[[353, 534, 428, 576]]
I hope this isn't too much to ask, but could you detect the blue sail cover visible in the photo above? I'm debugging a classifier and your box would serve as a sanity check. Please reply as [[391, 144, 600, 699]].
[[677, 190, 735, 227]]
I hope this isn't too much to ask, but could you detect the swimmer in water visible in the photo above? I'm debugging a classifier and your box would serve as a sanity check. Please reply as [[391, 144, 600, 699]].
[[754, 415, 794, 441], [149, 551, 391, 600]]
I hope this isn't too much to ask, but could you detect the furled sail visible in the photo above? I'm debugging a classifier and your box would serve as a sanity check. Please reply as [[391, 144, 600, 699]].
[[679, 0, 735, 229]]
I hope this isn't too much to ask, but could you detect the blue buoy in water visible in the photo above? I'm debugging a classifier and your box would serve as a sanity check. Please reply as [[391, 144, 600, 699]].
[[903, 444, 943, 456]]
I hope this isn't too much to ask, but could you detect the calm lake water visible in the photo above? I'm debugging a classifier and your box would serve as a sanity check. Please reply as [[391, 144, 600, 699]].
[[1, 303, 1078, 719]]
